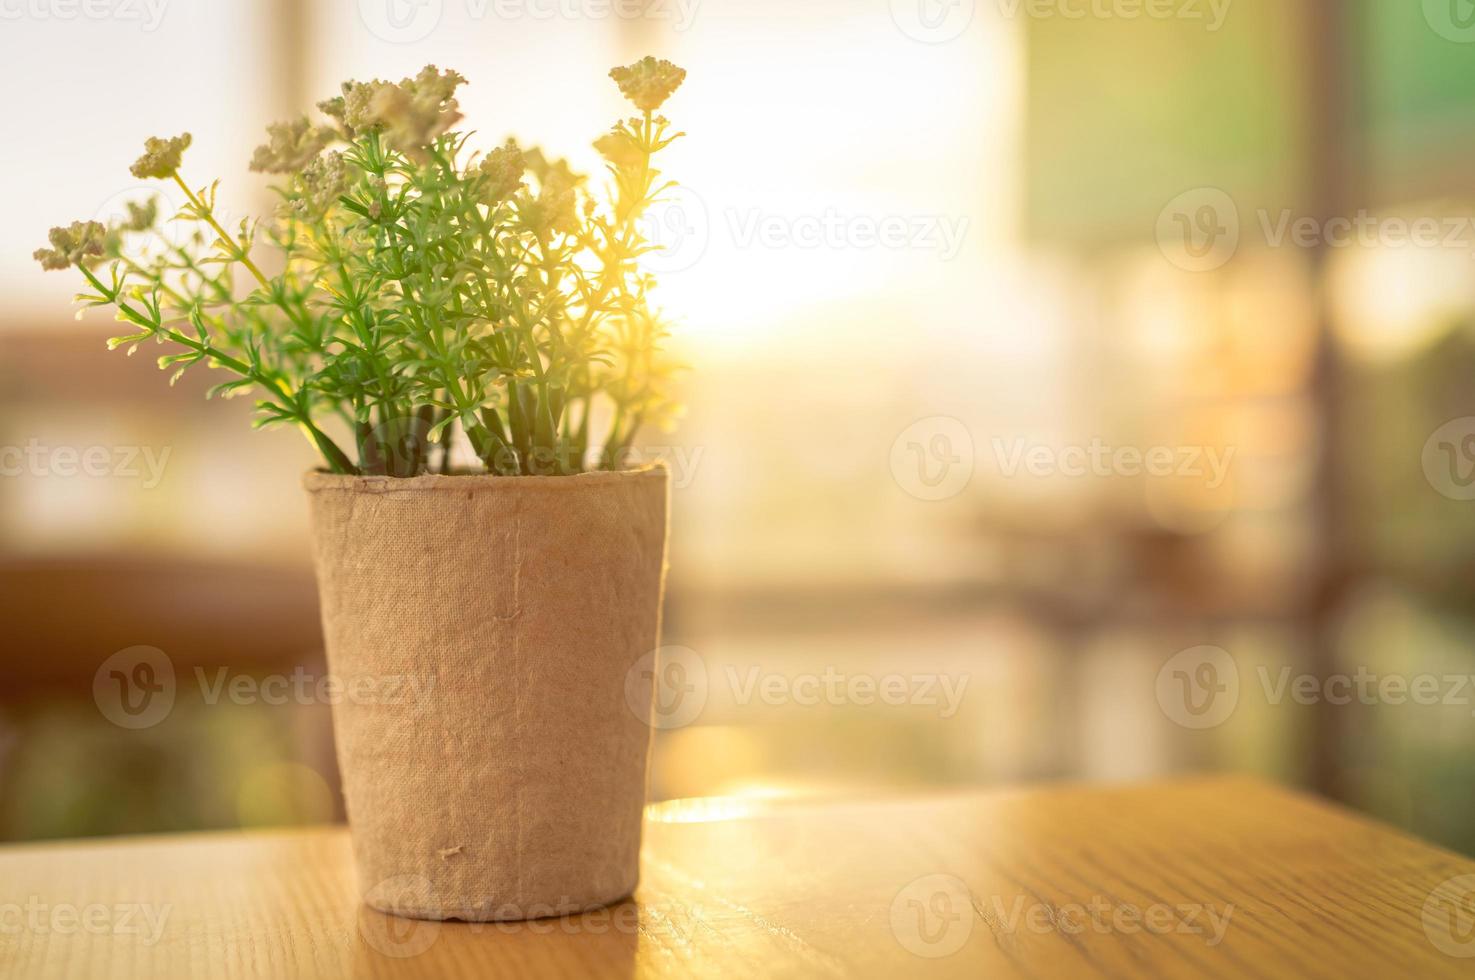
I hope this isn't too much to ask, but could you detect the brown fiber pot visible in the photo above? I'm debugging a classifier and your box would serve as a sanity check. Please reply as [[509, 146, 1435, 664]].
[[303, 463, 669, 922]]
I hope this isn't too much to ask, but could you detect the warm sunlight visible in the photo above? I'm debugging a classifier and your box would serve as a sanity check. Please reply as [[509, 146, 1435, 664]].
[[6, 2, 1475, 976]]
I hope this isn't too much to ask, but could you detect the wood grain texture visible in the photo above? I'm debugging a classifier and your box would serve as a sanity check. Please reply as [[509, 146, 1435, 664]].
[[0, 776, 1471, 979]]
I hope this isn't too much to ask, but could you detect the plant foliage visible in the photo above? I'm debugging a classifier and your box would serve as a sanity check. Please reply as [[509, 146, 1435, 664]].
[[36, 58, 689, 477]]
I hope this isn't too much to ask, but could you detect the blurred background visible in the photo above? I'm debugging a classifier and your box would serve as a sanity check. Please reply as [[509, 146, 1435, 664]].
[[3, 0, 1475, 854]]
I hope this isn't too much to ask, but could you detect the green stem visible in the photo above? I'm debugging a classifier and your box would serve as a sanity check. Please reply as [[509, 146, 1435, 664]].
[[171, 173, 271, 289], [81, 265, 356, 475]]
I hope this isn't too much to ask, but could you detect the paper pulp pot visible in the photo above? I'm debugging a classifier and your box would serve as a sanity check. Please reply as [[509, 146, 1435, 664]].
[[303, 464, 669, 922]]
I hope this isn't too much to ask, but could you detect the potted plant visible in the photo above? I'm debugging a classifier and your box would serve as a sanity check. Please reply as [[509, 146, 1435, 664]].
[[36, 57, 689, 922]]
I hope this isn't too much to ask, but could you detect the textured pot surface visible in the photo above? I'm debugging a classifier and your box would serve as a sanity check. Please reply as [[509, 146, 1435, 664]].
[[304, 464, 669, 921]]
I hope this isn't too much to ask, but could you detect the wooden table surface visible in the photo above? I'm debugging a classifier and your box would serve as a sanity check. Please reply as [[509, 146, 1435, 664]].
[[1, 776, 1472, 979]]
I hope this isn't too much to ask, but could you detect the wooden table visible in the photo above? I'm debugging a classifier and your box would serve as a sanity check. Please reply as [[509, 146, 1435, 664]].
[[1, 776, 1472, 978]]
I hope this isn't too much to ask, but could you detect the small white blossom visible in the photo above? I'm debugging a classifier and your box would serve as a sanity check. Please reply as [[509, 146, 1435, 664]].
[[34, 220, 107, 270], [478, 139, 525, 204], [295, 151, 350, 215], [251, 118, 335, 174], [609, 57, 686, 113], [130, 133, 192, 179], [326, 66, 467, 160]]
